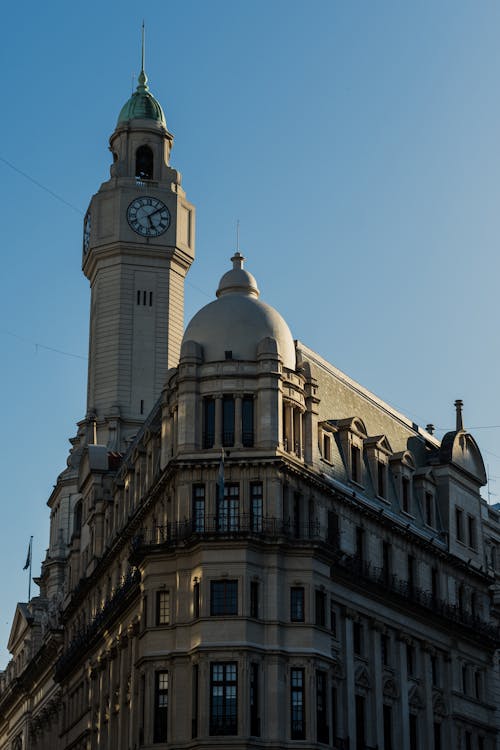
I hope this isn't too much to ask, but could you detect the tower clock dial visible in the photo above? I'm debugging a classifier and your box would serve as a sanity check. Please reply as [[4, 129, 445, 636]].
[[127, 196, 171, 237], [83, 209, 91, 254]]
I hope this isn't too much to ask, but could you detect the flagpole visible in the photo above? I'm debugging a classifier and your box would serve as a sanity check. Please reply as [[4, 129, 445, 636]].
[[28, 536, 33, 601]]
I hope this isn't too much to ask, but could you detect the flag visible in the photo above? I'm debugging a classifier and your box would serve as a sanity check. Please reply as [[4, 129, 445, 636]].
[[23, 538, 32, 571], [217, 448, 225, 501]]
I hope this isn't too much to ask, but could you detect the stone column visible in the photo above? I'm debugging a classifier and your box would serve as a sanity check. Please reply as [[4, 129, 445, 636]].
[[397, 635, 410, 750], [371, 624, 384, 749], [344, 613, 356, 743], [422, 644, 434, 747]]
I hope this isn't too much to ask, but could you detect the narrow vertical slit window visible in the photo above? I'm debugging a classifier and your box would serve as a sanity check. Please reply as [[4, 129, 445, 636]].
[[191, 664, 199, 738], [242, 395, 254, 446], [153, 671, 168, 743], [250, 663, 260, 737], [222, 396, 235, 446], [203, 398, 215, 448], [316, 670, 329, 743], [250, 482, 263, 532], [193, 484, 205, 532]]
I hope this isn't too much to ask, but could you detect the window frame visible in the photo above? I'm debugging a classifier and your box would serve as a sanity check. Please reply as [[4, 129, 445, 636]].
[[290, 667, 306, 740], [290, 586, 305, 622], [156, 590, 171, 626], [210, 579, 238, 616], [210, 662, 238, 736]]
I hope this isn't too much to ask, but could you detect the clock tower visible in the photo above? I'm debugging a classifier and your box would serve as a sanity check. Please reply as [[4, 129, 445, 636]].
[[82, 48, 195, 450]]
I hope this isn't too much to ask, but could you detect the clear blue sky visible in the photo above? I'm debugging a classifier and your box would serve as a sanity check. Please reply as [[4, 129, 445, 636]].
[[1, 0, 500, 667]]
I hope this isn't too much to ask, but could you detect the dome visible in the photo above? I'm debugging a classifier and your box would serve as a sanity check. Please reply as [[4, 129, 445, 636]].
[[117, 70, 166, 128], [182, 253, 296, 369]]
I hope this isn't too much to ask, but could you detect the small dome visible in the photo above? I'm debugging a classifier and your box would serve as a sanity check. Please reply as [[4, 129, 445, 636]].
[[117, 70, 166, 128], [182, 254, 296, 369]]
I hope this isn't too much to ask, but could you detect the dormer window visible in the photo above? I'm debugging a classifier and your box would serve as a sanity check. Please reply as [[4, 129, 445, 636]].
[[136, 145, 154, 180], [351, 444, 361, 483], [365, 435, 392, 500]]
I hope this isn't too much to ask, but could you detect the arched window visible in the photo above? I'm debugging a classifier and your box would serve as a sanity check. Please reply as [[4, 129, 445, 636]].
[[136, 145, 154, 180]]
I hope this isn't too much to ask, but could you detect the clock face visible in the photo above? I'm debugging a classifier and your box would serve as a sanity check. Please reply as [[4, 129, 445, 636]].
[[127, 196, 171, 237], [83, 209, 91, 254]]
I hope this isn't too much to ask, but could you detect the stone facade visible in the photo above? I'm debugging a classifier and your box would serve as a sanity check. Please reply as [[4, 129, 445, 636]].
[[1, 59, 500, 750]]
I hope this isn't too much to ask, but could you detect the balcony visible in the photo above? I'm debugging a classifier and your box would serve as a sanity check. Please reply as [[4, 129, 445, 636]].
[[333, 553, 500, 647], [131, 515, 322, 556], [55, 569, 140, 680]]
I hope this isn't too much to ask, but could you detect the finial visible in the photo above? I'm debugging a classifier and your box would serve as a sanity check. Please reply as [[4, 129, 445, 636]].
[[236, 219, 240, 252], [231, 251, 244, 270], [137, 21, 148, 90], [454, 399, 464, 431], [426, 423, 435, 435]]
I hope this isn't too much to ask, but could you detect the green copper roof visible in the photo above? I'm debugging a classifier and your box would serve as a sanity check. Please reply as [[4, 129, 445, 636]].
[[117, 69, 166, 127]]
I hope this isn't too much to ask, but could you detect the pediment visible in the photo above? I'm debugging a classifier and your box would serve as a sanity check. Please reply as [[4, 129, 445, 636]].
[[390, 450, 416, 471], [334, 416, 368, 439], [354, 664, 371, 689], [7, 603, 31, 654], [364, 434, 393, 456]]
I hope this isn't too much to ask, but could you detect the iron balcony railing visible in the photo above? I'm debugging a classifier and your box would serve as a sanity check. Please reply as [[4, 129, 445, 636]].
[[335, 553, 500, 645], [132, 515, 322, 549], [55, 569, 140, 679]]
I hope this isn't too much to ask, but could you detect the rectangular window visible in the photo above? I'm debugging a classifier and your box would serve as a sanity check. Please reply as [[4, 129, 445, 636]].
[[154, 671, 168, 743], [353, 621, 363, 656], [250, 482, 263, 532], [465, 731, 472, 750], [192, 664, 198, 738], [156, 591, 170, 626], [425, 491, 434, 526], [475, 670, 481, 700], [315, 590, 326, 627], [378, 460, 386, 497], [433, 722, 441, 750], [250, 663, 260, 736], [330, 603, 337, 637], [291, 587, 305, 622], [468, 515, 477, 550], [218, 483, 239, 532], [409, 713, 418, 750], [351, 444, 361, 483], [327, 511, 339, 546], [210, 580, 238, 616], [291, 668, 305, 740], [193, 581, 200, 619], [323, 433, 331, 462], [222, 396, 235, 447], [402, 476, 410, 512], [355, 694, 365, 750], [250, 580, 259, 618], [203, 398, 215, 448], [331, 686, 338, 740], [478, 736, 485, 750], [193, 484, 205, 532], [383, 704, 393, 750], [210, 662, 237, 736], [316, 670, 329, 743], [431, 655, 438, 686], [242, 396, 254, 447], [456, 507, 464, 543]]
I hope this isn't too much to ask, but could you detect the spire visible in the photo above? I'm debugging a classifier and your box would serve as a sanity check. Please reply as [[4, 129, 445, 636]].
[[137, 21, 148, 91], [454, 399, 464, 431]]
